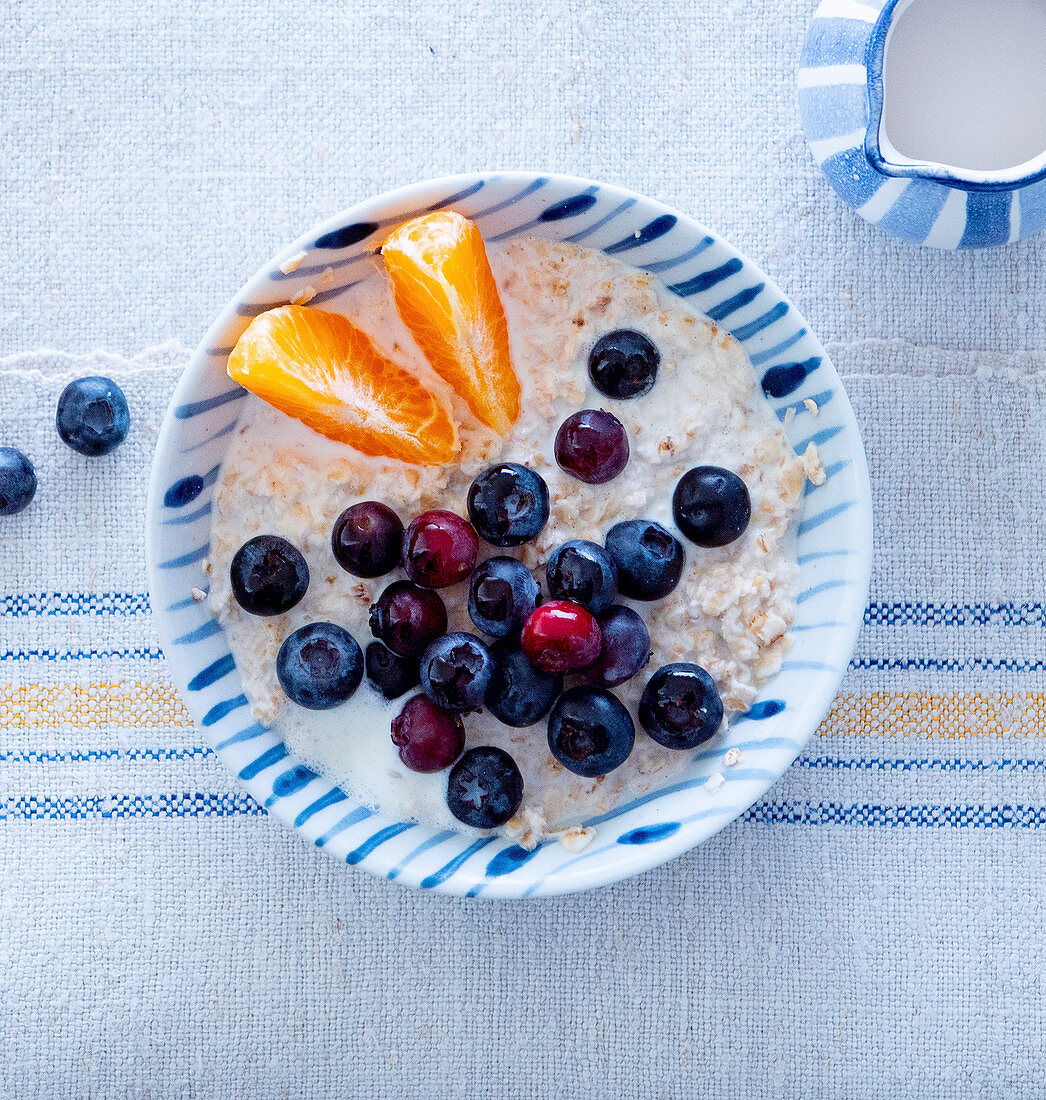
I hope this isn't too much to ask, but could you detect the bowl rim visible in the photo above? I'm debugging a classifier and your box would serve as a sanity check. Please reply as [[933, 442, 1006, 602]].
[[146, 170, 873, 897]]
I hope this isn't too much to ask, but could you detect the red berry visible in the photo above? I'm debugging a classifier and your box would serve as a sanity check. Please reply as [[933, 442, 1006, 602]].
[[402, 509, 479, 588], [390, 694, 465, 773], [521, 600, 602, 674], [369, 581, 447, 658], [554, 409, 629, 484]]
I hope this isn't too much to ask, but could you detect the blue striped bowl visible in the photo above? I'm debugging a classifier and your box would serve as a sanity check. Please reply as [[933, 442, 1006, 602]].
[[145, 172, 872, 897]]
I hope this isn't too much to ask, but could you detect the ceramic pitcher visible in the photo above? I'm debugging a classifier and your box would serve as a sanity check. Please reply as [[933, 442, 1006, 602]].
[[799, 0, 1046, 248]]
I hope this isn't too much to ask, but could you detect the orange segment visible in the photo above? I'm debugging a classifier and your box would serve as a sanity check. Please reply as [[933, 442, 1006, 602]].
[[227, 305, 458, 465], [381, 211, 520, 436]]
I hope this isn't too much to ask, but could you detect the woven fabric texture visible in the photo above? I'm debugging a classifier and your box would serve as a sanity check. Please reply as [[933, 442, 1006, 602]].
[[3, 0, 1046, 1096]]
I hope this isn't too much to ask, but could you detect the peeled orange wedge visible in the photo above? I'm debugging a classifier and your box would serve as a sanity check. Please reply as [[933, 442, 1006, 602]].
[[227, 305, 458, 465], [382, 211, 520, 436]]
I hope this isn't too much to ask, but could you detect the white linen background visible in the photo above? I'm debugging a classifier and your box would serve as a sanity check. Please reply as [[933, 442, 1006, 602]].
[[2, 2, 1045, 1097]]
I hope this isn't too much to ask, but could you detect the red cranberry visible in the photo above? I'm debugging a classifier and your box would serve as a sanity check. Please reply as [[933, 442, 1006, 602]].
[[521, 599, 602, 674], [390, 694, 466, 773], [402, 509, 479, 588]]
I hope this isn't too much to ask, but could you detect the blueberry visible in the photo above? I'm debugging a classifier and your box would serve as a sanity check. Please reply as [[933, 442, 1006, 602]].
[[588, 605, 651, 688], [468, 556, 539, 638], [484, 639, 563, 727], [545, 539, 617, 613], [369, 580, 448, 657], [639, 663, 723, 749], [0, 448, 37, 515], [332, 501, 404, 577], [230, 535, 309, 616], [276, 622, 363, 709], [672, 466, 751, 548], [365, 641, 420, 700], [547, 685, 635, 778], [588, 329, 659, 400], [420, 631, 494, 713], [554, 409, 629, 484], [447, 746, 524, 828], [467, 462, 550, 547], [56, 376, 130, 456], [604, 519, 685, 601]]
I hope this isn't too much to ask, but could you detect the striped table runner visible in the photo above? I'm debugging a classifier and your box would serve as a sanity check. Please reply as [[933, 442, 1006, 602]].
[[1, 341, 1043, 829], [2, 341, 1038, 831]]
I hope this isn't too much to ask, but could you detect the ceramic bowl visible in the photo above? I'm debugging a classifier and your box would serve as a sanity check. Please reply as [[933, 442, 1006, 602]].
[[145, 172, 872, 898]]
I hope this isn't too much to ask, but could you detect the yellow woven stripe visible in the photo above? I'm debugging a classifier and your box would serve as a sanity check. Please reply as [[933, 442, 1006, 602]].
[[0, 682, 193, 730], [2, 685, 1043, 738], [819, 693, 1046, 739]]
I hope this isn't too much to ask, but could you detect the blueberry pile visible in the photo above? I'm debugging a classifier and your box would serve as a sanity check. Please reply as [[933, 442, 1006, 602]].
[[231, 331, 756, 832], [0, 376, 132, 519]]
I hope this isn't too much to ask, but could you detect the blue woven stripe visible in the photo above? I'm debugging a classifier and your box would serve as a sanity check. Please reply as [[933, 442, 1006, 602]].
[[851, 657, 1046, 672], [0, 646, 164, 661], [10, 749, 1043, 774], [7, 791, 1046, 828], [2, 792, 262, 820], [0, 747, 212, 763], [1, 647, 1042, 672], [744, 802, 1046, 827], [864, 602, 1046, 626], [796, 756, 1046, 773], [0, 592, 152, 616], [1, 593, 1043, 625]]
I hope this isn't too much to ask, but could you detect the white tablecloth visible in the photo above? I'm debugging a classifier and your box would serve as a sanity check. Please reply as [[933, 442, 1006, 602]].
[[3, 2, 1045, 1096]]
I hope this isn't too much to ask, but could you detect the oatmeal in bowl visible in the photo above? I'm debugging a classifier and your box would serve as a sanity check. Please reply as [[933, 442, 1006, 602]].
[[146, 174, 871, 896]]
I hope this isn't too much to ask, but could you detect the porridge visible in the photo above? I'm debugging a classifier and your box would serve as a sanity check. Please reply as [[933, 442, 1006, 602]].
[[205, 216, 809, 848]]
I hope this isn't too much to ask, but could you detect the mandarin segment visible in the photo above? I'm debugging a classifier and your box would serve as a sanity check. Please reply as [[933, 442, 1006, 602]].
[[381, 210, 520, 436], [227, 305, 458, 465]]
